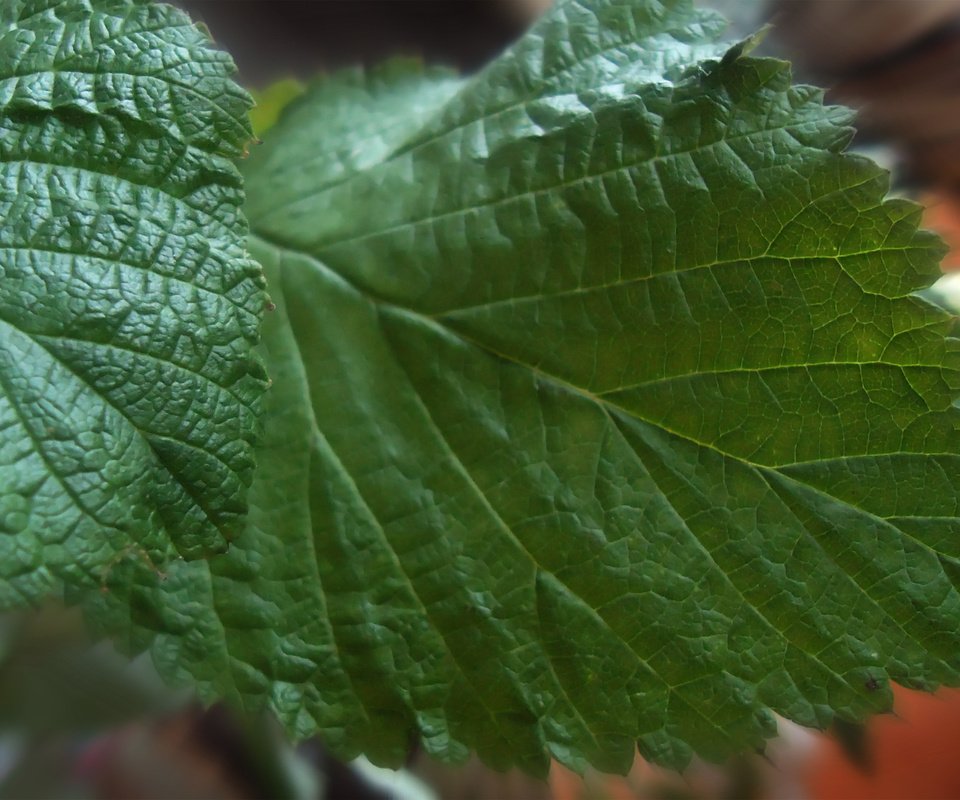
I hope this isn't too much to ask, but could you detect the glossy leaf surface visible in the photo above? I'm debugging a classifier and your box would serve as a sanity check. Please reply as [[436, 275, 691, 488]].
[[81, 0, 960, 776], [0, 0, 266, 602]]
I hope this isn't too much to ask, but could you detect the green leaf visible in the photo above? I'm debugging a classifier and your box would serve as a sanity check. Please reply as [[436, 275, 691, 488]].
[[249, 78, 305, 138], [79, 0, 960, 777], [0, 0, 267, 603]]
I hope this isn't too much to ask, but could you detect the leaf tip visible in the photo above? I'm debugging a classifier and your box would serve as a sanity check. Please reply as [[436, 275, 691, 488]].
[[721, 24, 773, 65]]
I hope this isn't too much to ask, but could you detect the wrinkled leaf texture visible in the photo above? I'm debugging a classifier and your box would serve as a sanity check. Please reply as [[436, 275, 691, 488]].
[[81, 0, 960, 778], [0, 0, 266, 603]]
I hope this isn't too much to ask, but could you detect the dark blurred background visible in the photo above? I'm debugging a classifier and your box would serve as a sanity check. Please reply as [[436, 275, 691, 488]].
[[175, 0, 543, 82]]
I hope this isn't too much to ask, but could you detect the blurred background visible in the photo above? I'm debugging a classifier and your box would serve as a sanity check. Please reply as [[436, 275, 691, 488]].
[[6, 1, 960, 798], [4, 599, 960, 799]]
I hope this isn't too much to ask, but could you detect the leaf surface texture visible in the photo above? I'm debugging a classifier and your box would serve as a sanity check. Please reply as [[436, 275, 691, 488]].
[[80, 0, 960, 774], [0, 0, 266, 602]]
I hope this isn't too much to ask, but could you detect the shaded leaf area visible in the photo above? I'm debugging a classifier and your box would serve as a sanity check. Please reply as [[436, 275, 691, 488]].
[[81, 0, 960, 777], [0, 0, 267, 603]]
